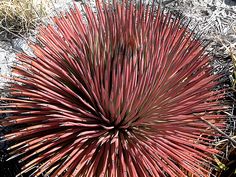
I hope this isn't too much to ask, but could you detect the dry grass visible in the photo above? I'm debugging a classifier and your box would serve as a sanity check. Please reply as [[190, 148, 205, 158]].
[[216, 27, 236, 89], [0, 0, 48, 38], [214, 27, 236, 177]]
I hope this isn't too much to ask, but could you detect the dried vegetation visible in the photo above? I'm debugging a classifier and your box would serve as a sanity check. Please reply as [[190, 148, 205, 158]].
[[0, 0, 47, 38]]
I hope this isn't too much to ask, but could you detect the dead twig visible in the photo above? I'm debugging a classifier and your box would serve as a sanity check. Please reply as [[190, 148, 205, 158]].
[[200, 117, 236, 146]]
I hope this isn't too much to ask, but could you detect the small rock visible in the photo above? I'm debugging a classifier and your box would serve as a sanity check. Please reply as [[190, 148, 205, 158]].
[[11, 38, 34, 56]]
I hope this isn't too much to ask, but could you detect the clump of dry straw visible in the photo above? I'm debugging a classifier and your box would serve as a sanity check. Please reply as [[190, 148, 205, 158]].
[[0, 0, 47, 38]]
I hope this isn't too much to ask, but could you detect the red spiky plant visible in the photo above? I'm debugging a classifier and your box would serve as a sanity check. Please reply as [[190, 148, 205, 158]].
[[0, 0, 226, 176]]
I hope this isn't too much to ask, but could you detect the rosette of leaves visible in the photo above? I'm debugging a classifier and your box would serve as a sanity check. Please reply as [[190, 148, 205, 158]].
[[0, 0, 226, 176]]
